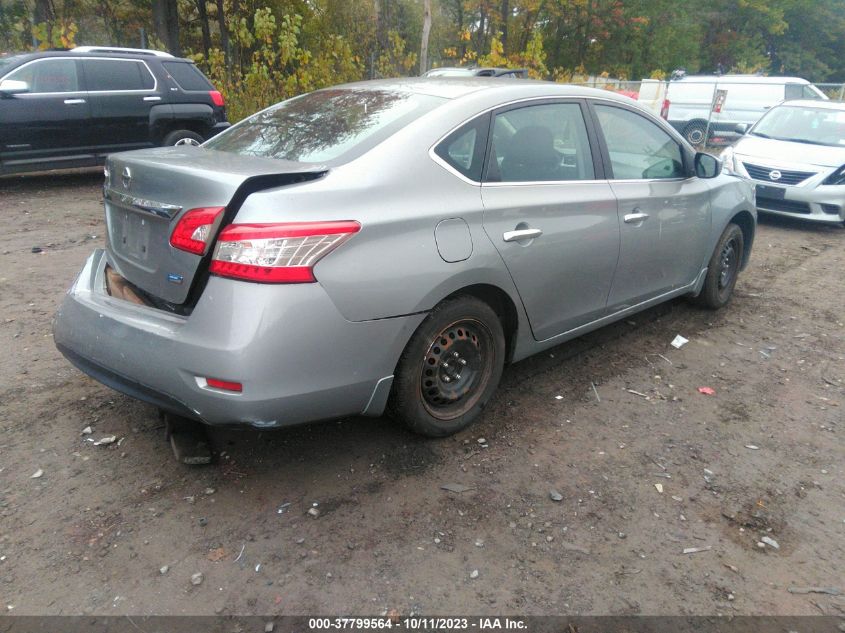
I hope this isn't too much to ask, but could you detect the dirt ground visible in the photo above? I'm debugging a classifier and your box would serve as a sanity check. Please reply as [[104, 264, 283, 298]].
[[0, 169, 843, 617]]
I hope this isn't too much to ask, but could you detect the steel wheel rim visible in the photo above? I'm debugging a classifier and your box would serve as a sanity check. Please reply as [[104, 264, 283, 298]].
[[174, 137, 200, 146], [419, 318, 494, 420], [718, 237, 739, 289]]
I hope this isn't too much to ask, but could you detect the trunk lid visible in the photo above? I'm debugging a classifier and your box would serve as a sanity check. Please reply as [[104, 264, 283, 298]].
[[103, 146, 326, 305]]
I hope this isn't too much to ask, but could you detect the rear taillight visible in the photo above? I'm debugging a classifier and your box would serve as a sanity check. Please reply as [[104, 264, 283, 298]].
[[660, 98, 670, 120], [170, 207, 225, 255], [209, 90, 225, 107], [210, 220, 361, 283]]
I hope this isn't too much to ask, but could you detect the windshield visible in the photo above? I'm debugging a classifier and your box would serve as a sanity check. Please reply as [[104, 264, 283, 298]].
[[426, 69, 474, 77], [205, 88, 446, 163], [0, 55, 25, 77], [751, 105, 845, 147]]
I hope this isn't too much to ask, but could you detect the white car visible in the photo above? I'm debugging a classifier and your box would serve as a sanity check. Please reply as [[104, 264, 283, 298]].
[[722, 99, 845, 225], [639, 75, 826, 145]]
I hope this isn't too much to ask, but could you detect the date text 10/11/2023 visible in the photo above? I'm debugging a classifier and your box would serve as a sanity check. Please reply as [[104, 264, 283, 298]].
[[308, 618, 528, 630]]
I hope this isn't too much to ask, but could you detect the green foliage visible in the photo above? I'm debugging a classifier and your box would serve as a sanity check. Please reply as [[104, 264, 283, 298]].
[[2, 0, 845, 122], [197, 10, 363, 122]]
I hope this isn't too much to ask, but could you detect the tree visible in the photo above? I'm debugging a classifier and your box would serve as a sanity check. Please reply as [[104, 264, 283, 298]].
[[420, 0, 431, 73], [152, 0, 180, 56]]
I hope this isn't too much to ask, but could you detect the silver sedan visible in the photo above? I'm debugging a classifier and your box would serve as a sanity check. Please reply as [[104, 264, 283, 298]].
[[54, 79, 756, 437], [722, 99, 845, 224]]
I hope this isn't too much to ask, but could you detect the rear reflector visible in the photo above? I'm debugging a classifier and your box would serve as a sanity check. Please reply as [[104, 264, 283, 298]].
[[209, 90, 225, 107], [205, 377, 242, 392], [210, 220, 360, 284], [170, 207, 225, 255]]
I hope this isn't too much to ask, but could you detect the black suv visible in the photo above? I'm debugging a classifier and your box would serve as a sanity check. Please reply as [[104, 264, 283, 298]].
[[0, 46, 230, 175]]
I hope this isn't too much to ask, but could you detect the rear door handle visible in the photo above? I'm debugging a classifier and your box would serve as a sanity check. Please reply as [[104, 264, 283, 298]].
[[143, 96, 162, 102], [64, 98, 86, 105], [503, 228, 543, 242], [623, 212, 650, 224]]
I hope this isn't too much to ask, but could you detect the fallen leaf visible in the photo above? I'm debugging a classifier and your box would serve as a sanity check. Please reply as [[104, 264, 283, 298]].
[[207, 547, 227, 562], [697, 387, 716, 396], [440, 483, 475, 493]]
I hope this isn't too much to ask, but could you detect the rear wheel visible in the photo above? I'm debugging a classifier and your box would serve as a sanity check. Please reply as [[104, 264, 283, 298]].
[[388, 296, 505, 437], [163, 129, 204, 147], [694, 223, 744, 309]]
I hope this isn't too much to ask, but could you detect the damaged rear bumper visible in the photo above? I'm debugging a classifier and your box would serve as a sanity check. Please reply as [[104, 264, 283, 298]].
[[53, 249, 424, 427]]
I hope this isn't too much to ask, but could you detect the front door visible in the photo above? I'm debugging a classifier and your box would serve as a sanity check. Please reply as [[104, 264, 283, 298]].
[[590, 103, 711, 311], [0, 57, 91, 165], [480, 100, 620, 341]]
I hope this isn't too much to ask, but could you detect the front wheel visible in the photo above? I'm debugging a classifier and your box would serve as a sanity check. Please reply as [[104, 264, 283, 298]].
[[388, 296, 505, 437], [694, 223, 744, 309]]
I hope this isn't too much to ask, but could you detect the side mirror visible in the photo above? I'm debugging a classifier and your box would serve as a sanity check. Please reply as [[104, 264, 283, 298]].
[[694, 152, 721, 179], [0, 79, 30, 96], [735, 123, 748, 135]]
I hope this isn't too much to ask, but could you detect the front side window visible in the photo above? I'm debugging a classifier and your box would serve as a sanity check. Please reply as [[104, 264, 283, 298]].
[[4, 58, 79, 93], [205, 88, 446, 164], [83, 59, 154, 91], [595, 105, 685, 180], [486, 102, 595, 182], [433, 114, 489, 181]]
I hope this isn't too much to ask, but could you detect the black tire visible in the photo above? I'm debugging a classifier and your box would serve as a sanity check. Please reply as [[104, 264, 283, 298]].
[[388, 296, 505, 437], [694, 223, 744, 309], [682, 120, 707, 146], [162, 129, 204, 147]]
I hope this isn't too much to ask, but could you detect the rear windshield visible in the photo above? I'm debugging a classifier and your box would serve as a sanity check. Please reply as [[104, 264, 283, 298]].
[[161, 61, 213, 91], [204, 88, 446, 163]]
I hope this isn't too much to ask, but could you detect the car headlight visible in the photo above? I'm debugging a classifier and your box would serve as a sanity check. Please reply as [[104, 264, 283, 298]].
[[822, 164, 845, 185], [720, 146, 738, 174]]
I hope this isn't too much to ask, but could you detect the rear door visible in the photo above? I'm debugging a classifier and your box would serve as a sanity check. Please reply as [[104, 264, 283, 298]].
[[480, 99, 620, 341], [0, 57, 91, 164], [81, 57, 157, 151], [589, 102, 711, 311]]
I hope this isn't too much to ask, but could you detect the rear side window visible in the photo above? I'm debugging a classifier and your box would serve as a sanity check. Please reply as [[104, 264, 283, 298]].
[[595, 105, 685, 180], [161, 61, 213, 91], [4, 58, 79, 93], [434, 114, 490, 181], [83, 59, 154, 91], [486, 102, 595, 182], [205, 88, 446, 164], [785, 83, 822, 100]]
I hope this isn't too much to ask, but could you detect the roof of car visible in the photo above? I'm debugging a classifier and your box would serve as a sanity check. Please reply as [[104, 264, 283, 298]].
[[3, 49, 193, 63], [676, 74, 812, 84], [778, 99, 845, 110], [328, 77, 635, 104]]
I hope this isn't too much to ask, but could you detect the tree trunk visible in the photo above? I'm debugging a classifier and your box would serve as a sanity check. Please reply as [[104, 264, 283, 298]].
[[33, 0, 55, 45], [420, 0, 432, 74], [215, 0, 230, 71], [197, 0, 212, 58], [152, 0, 181, 56], [500, 0, 509, 53]]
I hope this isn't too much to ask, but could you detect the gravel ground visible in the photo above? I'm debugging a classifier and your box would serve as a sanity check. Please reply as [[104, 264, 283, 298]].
[[0, 169, 843, 616]]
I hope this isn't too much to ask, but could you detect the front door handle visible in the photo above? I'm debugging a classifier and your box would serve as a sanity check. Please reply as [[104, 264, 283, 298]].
[[503, 228, 543, 242], [623, 212, 650, 224], [63, 98, 86, 105]]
